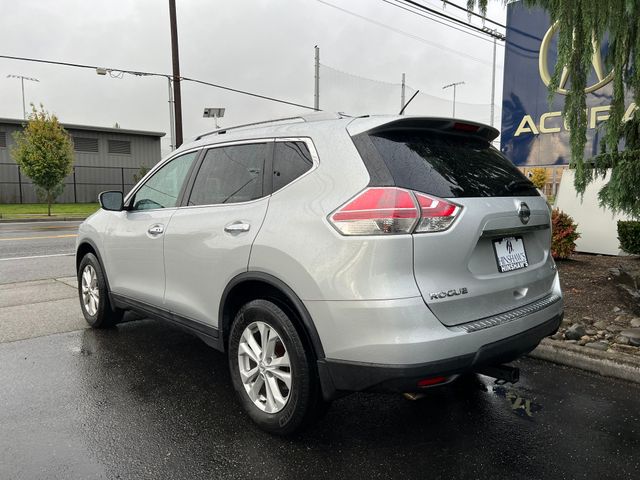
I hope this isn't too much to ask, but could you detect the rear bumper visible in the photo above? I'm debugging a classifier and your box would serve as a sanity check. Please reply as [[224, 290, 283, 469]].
[[317, 313, 562, 399]]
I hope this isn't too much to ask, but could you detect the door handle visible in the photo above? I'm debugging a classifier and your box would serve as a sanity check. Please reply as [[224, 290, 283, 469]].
[[224, 222, 250, 233], [148, 224, 165, 235]]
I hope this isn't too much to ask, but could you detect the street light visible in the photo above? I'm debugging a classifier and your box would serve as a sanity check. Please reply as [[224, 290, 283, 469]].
[[96, 68, 176, 151], [442, 81, 465, 118], [203, 107, 225, 129], [7, 74, 39, 119]]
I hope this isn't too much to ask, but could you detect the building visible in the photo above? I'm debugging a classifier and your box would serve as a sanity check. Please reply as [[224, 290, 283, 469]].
[[501, 1, 634, 255], [0, 118, 165, 203]]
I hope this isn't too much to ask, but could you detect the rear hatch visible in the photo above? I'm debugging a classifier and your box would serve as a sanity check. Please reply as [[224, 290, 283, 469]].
[[351, 118, 555, 327]]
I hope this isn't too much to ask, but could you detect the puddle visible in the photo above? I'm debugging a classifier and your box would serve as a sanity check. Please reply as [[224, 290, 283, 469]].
[[492, 384, 542, 418]]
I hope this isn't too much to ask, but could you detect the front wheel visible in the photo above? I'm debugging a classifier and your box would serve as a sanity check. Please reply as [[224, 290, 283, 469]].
[[228, 299, 327, 435], [78, 253, 123, 328]]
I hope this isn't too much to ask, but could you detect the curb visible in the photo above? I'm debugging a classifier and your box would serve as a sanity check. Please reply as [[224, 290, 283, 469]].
[[529, 338, 640, 384], [0, 216, 87, 223]]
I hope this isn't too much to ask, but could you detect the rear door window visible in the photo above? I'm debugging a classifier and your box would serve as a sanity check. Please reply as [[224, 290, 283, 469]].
[[367, 130, 538, 197], [273, 141, 314, 192], [188, 143, 268, 206]]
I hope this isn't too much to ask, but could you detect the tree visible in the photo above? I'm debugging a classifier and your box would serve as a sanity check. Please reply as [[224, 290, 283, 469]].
[[11, 105, 74, 216], [467, 0, 640, 218]]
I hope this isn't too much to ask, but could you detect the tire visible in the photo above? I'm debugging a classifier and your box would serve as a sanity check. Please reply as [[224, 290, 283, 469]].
[[77, 253, 124, 328], [228, 299, 327, 435]]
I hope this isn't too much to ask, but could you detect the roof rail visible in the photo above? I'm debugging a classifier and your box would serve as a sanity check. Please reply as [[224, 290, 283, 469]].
[[194, 112, 348, 141], [194, 116, 306, 141]]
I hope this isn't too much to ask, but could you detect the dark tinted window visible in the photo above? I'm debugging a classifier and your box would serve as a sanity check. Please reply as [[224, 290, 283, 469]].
[[188, 143, 267, 205], [273, 141, 313, 192], [368, 131, 539, 197], [131, 151, 198, 210]]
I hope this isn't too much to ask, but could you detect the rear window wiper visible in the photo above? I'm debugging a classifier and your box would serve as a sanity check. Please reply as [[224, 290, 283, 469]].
[[505, 179, 535, 193]]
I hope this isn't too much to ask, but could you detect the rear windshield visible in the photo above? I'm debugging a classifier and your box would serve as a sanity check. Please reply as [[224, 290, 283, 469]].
[[368, 130, 539, 198]]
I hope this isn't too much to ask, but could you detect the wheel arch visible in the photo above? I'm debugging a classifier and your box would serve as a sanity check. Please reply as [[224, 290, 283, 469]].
[[219, 272, 325, 360]]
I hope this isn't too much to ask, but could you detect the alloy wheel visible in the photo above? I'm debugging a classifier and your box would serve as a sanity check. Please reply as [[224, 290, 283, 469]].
[[237, 321, 292, 413]]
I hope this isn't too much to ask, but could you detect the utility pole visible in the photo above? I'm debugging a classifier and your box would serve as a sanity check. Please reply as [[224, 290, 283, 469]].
[[442, 81, 465, 118], [166, 76, 176, 150], [168, 0, 183, 147], [7, 75, 39, 119], [490, 34, 497, 126], [400, 73, 406, 114], [314, 46, 320, 111]]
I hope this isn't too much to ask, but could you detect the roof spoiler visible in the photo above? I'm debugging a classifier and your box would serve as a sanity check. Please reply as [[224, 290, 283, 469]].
[[363, 117, 499, 142]]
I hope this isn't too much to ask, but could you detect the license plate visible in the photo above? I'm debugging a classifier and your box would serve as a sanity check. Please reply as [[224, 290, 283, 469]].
[[492, 236, 529, 273]]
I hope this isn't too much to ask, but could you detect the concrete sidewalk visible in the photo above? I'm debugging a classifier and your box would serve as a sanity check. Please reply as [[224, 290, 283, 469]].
[[0, 277, 87, 343]]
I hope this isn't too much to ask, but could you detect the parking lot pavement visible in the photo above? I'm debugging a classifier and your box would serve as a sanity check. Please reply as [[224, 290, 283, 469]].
[[1, 319, 639, 480], [0, 277, 87, 343]]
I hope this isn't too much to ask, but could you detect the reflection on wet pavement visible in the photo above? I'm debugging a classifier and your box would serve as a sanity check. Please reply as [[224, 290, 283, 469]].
[[1, 319, 639, 479]]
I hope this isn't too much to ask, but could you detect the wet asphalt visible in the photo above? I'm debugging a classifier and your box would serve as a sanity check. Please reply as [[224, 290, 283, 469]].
[[0, 221, 80, 284], [1, 318, 639, 480]]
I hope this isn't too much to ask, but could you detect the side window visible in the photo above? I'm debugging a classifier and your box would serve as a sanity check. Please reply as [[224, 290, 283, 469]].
[[273, 141, 313, 192], [131, 151, 198, 211], [188, 143, 267, 206]]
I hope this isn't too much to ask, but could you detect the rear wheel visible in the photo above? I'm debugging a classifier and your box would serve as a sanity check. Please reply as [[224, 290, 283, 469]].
[[78, 253, 123, 328], [228, 299, 327, 435]]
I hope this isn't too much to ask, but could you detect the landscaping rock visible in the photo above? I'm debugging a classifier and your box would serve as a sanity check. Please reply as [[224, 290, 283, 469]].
[[630, 318, 640, 328], [585, 341, 609, 351], [613, 306, 622, 313], [620, 328, 640, 347], [578, 335, 591, 346], [586, 329, 597, 336], [606, 324, 623, 333], [551, 333, 564, 341], [565, 324, 587, 341], [582, 316, 593, 322], [609, 268, 621, 277], [613, 266, 640, 315], [593, 320, 608, 330], [615, 335, 630, 345]]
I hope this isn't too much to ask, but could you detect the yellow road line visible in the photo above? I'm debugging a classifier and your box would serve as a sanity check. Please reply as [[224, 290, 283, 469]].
[[0, 234, 78, 242]]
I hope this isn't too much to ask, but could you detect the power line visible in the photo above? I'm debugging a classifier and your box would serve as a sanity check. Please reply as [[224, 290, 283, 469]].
[[439, 0, 507, 29], [315, 0, 497, 65], [381, 0, 500, 45], [398, 0, 505, 40], [0, 54, 317, 111]]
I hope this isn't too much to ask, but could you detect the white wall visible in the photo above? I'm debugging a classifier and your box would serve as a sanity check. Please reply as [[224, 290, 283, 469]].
[[555, 169, 631, 256]]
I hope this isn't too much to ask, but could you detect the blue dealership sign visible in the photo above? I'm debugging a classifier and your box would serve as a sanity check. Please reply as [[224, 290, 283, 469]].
[[501, 1, 636, 166]]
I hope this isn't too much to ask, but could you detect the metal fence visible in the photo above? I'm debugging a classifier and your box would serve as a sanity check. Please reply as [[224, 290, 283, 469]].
[[0, 163, 143, 203]]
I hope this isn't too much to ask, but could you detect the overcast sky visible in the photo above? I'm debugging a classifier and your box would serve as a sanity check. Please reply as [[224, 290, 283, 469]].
[[1, 0, 507, 155]]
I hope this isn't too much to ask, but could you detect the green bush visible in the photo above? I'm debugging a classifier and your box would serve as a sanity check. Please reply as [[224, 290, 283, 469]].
[[551, 208, 580, 259], [618, 221, 640, 254]]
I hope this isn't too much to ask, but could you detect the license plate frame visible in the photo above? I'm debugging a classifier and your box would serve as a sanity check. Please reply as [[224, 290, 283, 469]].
[[492, 236, 529, 273]]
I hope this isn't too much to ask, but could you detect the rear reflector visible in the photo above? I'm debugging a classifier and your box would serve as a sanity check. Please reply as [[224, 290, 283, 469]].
[[417, 376, 448, 387], [329, 187, 460, 236]]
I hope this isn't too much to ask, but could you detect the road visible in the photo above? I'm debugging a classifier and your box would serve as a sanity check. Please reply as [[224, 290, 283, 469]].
[[0, 220, 639, 479], [0, 221, 80, 284], [1, 320, 639, 480]]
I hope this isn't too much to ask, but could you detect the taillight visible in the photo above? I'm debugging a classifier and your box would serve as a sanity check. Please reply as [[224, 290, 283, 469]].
[[329, 187, 460, 235], [414, 192, 460, 233], [329, 187, 418, 235]]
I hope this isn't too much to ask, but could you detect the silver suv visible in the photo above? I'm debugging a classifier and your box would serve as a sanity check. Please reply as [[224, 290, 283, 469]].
[[76, 113, 563, 434]]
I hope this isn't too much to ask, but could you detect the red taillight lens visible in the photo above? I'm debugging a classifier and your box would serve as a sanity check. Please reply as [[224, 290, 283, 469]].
[[329, 187, 418, 235], [329, 188, 460, 236], [414, 192, 460, 233]]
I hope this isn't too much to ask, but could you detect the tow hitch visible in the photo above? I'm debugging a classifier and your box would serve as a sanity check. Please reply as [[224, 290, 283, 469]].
[[476, 364, 520, 384]]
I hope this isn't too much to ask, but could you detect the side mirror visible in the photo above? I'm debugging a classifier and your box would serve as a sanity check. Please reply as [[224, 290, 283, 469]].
[[99, 191, 124, 211]]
